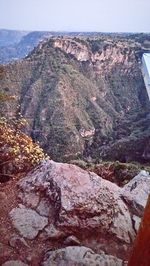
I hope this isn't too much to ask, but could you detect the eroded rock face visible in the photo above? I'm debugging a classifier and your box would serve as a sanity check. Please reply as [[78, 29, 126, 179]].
[[17, 160, 135, 259], [42, 246, 125, 266], [53, 38, 91, 61]]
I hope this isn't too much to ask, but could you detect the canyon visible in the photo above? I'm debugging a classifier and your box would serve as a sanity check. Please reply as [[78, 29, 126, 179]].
[[1, 33, 150, 163]]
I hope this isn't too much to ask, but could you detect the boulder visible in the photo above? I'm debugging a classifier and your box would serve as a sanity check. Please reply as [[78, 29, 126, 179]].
[[17, 160, 135, 259], [7, 160, 150, 262], [42, 246, 126, 266]]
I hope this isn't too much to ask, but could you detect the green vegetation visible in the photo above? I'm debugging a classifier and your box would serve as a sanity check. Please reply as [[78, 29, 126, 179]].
[[1, 35, 150, 163], [0, 117, 46, 182], [70, 159, 150, 187]]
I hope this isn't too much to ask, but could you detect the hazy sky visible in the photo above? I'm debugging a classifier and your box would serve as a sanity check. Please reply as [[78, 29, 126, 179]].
[[0, 0, 150, 32]]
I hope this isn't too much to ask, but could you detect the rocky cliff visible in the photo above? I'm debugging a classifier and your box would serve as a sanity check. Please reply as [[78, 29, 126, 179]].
[[1, 35, 150, 162]]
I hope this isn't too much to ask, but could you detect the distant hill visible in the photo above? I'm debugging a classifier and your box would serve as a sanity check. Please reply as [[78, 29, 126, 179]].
[[0, 29, 28, 47], [0, 30, 108, 64], [1, 29, 150, 65], [0, 30, 54, 64]]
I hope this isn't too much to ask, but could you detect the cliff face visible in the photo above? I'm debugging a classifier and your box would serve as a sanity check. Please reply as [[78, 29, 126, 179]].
[[1, 35, 150, 162]]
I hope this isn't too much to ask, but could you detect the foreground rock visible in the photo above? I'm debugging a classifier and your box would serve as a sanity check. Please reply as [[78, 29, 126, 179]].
[[42, 246, 126, 266], [120, 170, 150, 216], [5, 160, 150, 264], [15, 160, 135, 259]]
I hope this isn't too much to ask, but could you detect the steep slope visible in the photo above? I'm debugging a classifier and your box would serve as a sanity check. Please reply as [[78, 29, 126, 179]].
[[1, 35, 150, 162]]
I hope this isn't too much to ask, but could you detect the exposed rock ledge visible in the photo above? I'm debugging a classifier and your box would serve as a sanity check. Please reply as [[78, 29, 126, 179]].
[[1, 160, 150, 265]]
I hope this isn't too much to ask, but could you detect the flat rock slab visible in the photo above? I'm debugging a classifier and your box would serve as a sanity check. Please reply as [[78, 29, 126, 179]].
[[9, 206, 48, 240]]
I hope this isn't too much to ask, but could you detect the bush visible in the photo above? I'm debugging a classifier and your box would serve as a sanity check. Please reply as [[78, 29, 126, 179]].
[[0, 117, 48, 182]]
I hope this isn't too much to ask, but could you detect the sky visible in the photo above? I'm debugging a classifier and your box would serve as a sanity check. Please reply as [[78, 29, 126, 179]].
[[0, 0, 150, 32]]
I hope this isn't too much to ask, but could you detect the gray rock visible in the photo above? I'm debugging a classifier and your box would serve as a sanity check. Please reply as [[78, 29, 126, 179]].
[[9, 206, 48, 239], [42, 246, 124, 266], [2, 261, 28, 266], [121, 170, 150, 216]]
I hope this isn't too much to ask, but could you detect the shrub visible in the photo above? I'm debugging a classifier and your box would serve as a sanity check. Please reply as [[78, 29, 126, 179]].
[[0, 116, 48, 182]]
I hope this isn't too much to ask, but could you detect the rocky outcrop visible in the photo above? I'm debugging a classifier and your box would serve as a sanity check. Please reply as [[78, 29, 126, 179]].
[[17, 160, 135, 260], [53, 37, 140, 74], [53, 38, 91, 61], [1, 160, 147, 265]]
